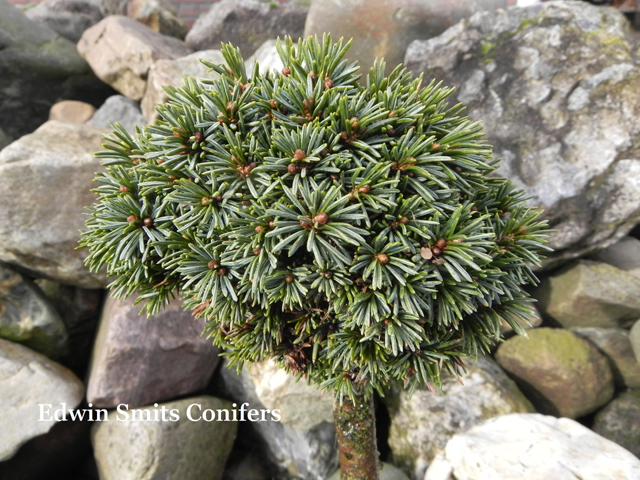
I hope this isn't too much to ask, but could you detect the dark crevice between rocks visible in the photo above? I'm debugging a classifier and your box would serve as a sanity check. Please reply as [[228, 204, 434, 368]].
[[375, 393, 391, 463]]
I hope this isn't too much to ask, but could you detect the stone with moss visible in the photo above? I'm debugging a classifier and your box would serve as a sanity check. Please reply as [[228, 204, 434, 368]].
[[593, 390, 640, 458], [495, 327, 614, 418]]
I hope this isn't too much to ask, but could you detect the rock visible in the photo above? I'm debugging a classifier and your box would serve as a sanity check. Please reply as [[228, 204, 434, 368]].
[[305, 0, 508, 74], [631, 320, 640, 363], [0, 0, 114, 140], [384, 356, 534, 480], [0, 262, 68, 359], [49, 100, 97, 124], [593, 390, 640, 458], [127, 0, 189, 39], [25, 0, 103, 42], [405, 1, 640, 268], [0, 417, 93, 480], [218, 359, 337, 479], [425, 413, 640, 480], [245, 39, 285, 77], [572, 327, 640, 389], [533, 260, 640, 328], [495, 327, 614, 418], [327, 462, 410, 480], [590, 236, 640, 279], [0, 121, 110, 288], [86, 295, 220, 408], [0, 128, 11, 151], [141, 49, 224, 124], [221, 450, 268, 480], [78, 16, 194, 101], [86, 95, 145, 132], [92, 396, 236, 480], [0, 338, 84, 461], [34, 279, 103, 377], [186, 0, 308, 57]]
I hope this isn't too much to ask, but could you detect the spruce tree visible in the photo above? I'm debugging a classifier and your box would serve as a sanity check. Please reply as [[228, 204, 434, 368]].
[[80, 35, 550, 480]]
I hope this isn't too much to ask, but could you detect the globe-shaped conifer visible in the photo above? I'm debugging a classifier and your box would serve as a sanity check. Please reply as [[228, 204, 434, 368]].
[[81, 36, 549, 403]]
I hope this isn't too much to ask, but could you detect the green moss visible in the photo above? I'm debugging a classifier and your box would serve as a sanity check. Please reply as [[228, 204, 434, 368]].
[[519, 17, 539, 32]]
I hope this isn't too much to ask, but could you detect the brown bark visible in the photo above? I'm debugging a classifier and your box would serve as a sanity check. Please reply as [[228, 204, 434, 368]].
[[333, 394, 380, 480]]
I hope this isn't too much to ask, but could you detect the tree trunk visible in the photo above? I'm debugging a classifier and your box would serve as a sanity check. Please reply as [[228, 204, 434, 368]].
[[333, 394, 380, 480]]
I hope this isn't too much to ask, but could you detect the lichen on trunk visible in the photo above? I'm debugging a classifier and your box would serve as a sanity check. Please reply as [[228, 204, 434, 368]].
[[333, 394, 379, 480]]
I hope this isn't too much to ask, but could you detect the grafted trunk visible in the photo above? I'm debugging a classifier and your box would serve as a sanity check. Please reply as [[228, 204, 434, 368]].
[[333, 394, 379, 480]]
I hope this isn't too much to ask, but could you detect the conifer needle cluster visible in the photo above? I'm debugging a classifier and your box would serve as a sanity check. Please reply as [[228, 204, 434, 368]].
[[80, 35, 550, 401]]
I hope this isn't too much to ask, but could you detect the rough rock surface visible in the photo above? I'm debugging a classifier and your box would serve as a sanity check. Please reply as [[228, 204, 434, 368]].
[[534, 260, 640, 328], [305, 0, 508, 74], [186, 0, 308, 57], [572, 327, 640, 389], [219, 359, 337, 479], [86, 95, 145, 132], [590, 236, 640, 278], [405, 1, 640, 267], [245, 39, 285, 76], [86, 295, 220, 408], [141, 49, 223, 123], [25, 0, 103, 42], [593, 390, 640, 458], [78, 15, 193, 100], [92, 396, 236, 480], [127, 0, 188, 39], [384, 355, 534, 480], [0, 0, 113, 140], [424, 414, 640, 480], [0, 338, 84, 461], [495, 327, 614, 418], [0, 121, 110, 288], [631, 319, 640, 363], [0, 262, 68, 359], [49, 100, 96, 124], [327, 462, 410, 480]]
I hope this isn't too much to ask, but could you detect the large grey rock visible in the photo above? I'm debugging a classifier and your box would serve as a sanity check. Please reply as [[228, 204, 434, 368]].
[[384, 356, 534, 480], [78, 15, 193, 101], [0, 262, 68, 359], [631, 319, 640, 362], [0, 0, 113, 140], [0, 338, 84, 461], [590, 236, 640, 279], [305, 0, 508, 74], [219, 359, 337, 479], [495, 328, 614, 418], [0, 121, 110, 288], [405, 1, 640, 268], [141, 49, 224, 124], [186, 0, 308, 57], [92, 396, 236, 480], [245, 39, 285, 77], [593, 390, 640, 458], [127, 0, 189, 39], [424, 414, 640, 480], [25, 0, 103, 42], [572, 327, 640, 389], [86, 95, 145, 133], [534, 260, 640, 328], [86, 295, 220, 408]]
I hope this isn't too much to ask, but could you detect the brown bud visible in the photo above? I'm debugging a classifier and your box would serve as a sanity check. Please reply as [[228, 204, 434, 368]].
[[330, 174, 339, 181], [143, 218, 153, 227], [269, 99, 277, 109], [255, 225, 264, 234], [358, 185, 371, 194], [376, 253, 389, 264], [471, 206, 478, 212], [399, 216, 409, 224], [350, 117, 359, 128], [268, 221, 276, 229], [208, 260, 219, 270], [215, 195, 223, 203], [436, 238, 447, 249], [119, 186, 129, 193], [324, 77, 334, 89], [194, 132, 204, 143], [293, 149, 306, 160], [217, 268, 227, 276], [314, 212, 329, 225], [282, 67, 291, 76], [127, 215, 139, 223], [226, 101, 234, 112], [172, 131, 183, 138], [284, 274, 294, 284], [324, 271, 333, 279], [287, 164, 298, 174], [431, 247, 441, 256], [201, 197, 210, 206], [432, 143, 440, 149], [252, 247, 261, 255]]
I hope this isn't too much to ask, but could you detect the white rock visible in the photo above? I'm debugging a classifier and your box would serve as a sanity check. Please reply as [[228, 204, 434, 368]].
[[245, 39, 284, 77], [426, 413, 640, 480], [0, 338, 84, 461]]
